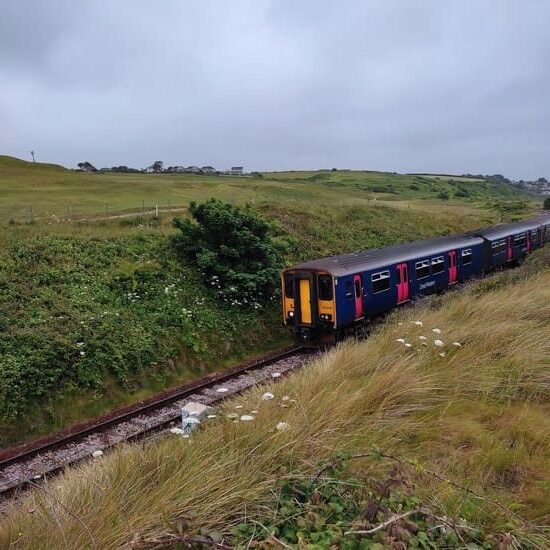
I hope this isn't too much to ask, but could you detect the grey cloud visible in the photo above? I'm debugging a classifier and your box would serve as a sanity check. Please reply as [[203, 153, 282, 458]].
[[0, 0, 548, 178]]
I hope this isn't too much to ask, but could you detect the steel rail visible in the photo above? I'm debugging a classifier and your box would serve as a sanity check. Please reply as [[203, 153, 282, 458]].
[[0, 345, 307, 481]]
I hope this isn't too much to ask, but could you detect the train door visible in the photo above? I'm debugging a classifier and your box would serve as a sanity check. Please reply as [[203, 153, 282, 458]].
[[396, 263, 409, 303], [507, 236, 513, 262], [448, 251, 457, 284], [353, 274, 363, 319], [299, 278, 312, 324]]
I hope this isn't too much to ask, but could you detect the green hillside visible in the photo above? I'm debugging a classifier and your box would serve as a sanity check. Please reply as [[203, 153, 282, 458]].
[[0, 155, 536, 226], [0, 155, 540, 445]]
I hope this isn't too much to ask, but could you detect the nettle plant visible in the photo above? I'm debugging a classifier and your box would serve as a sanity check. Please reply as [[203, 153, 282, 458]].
[[172, 199, 286, 308]]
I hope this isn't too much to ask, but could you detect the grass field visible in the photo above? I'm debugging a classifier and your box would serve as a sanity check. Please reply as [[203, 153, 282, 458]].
[[0, 155, 536, 226], [1, 247, 548, 548], [0, 156, 541, 447]]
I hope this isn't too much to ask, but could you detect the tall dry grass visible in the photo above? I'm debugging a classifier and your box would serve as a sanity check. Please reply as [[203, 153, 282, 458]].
[[1, 259, 549, 548]]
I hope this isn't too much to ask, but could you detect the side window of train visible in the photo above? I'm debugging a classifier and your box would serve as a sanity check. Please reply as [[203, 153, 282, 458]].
[[284, 276, 294, 298], [431, 256, 445, 274], [354, 279, 361, 298], [345, 281, 354, 300], [461, 249, 472, 265], [491, 239, 506, 254], [318, 275, 333, 301], [415, 260, 430, 279], [371, 271, 390, 293], [514, 233, 526, 246]]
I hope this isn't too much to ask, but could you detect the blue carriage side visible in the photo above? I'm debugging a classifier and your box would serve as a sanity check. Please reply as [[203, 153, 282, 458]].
[[281, 215, 549, 342]]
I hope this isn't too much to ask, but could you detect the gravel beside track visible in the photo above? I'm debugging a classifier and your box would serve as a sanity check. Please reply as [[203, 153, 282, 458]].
[[0, 347, 313, 501]]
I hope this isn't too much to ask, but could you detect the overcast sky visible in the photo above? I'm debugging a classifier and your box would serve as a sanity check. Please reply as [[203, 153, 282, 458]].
[[0, 1, 548, 179]]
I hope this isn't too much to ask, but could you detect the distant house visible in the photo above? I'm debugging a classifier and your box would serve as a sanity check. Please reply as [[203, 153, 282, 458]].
[[201, 166, 216, 174], [230, 166, 244, 175], [185, 166, 201, 174]]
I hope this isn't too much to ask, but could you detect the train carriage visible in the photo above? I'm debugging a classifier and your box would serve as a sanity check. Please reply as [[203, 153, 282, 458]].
[[475, 219, 544, 270], [282, 214, 549, 342], [282, 233, 484, 341]]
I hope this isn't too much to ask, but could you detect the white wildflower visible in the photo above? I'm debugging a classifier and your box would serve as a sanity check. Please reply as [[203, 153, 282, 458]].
[[432, 328, 442, 334], [452, 342, 462, 347], [271, 372, 281, 379], [413, 321, 423, 326], [216, 387, 229, 393], [282, 396, 290, 402], [235, 405, 243, 409], [396, 338, 406, 344], [405, 343, 413, 348], [418, 336, 427, 341], [439, 352, 446, 357], [276, 422, 290, 431], [261, 392, 275, 401], [240, 415, 254, 421], [91, 450, 103, 458], [226, 413, 238, 419], [434, 339, 444, 347], [170, 427, 184, 435], [79, 351, 86, 356], [207, 414, 217, 419]]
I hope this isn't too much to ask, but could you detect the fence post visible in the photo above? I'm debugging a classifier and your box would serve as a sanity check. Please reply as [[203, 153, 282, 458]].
[[29, 206, 34, 223]]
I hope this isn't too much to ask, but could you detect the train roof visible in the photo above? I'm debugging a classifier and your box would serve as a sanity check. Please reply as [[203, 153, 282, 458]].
[[473, 218, 542, 240], [291, 233, 483, 276]]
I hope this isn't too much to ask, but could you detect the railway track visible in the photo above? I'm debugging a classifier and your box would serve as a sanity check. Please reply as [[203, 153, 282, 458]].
[[0, 345, 313, 501]]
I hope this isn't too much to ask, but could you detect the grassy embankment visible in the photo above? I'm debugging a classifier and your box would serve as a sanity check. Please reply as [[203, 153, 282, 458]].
[[1, 247, 548, 548], [0, 156, 539, 446]]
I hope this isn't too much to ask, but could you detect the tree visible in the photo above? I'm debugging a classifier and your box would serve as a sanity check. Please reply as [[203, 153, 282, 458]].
[[77, 161, 97, 172], [149, 160, 163, 173], [544, 197, 550, 210], [172, 199, 285, 307]]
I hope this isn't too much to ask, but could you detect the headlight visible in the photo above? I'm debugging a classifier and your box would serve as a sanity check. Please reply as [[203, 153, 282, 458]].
[[288, 311, 294, 317]]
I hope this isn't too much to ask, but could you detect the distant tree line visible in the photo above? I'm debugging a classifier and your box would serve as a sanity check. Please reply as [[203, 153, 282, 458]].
[[75, 159, 242, 176]]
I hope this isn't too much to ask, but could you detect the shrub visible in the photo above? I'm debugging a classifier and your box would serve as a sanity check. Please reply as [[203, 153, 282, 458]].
[[172, 199, 285, 307], [544, 197, 550, 210]]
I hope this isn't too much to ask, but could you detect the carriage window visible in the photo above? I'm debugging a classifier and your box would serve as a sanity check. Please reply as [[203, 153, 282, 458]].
[[431, 256, 445, 274], [492, 239, 506, 254], [415, 260, 430, 279], [371, 271, 390, 293], [284, 275, 294, 298], [354, 279, 361, 298], [461, 249, 472, 265], [318, 275, 333, 301], [345, 281, 354, 300], [514, 233, 526, 246]]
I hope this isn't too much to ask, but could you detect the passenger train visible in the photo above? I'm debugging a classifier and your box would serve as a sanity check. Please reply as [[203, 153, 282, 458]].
[[282, 213, 550, 342]]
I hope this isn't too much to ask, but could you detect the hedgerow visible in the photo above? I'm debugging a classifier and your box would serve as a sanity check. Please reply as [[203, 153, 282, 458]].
[[0, 232, 281, 437]]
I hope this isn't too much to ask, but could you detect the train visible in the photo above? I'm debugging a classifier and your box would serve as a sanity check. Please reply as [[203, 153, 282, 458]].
[[282, 213, 550, 342]]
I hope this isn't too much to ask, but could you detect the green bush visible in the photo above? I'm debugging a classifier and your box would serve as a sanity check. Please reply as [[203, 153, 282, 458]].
[[0, 232, 282, 429], [544, 197, 550, 210], [172, 199, 285, 307]]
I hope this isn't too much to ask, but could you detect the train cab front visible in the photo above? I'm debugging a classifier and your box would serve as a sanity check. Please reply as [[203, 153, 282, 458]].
[[281, 269, 336, 344]]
